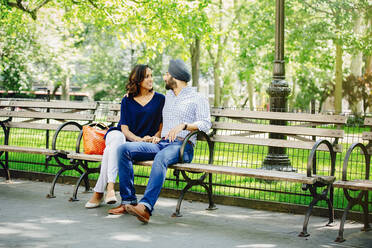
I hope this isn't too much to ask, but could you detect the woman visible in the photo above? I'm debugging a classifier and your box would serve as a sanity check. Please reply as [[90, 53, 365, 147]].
[[85, 64, 165, 208]]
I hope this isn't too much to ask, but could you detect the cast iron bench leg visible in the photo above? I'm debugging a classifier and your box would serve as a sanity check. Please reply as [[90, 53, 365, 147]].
[[335, 201, 353, 242], [46, 168, 67, 198], [70, 171, 89, 202], [172, 183, 193, 217], [0, 156, 10, 181], [361, 193, 371, 232], [299, 196, 319, 237], [201, 182, 217, 210]]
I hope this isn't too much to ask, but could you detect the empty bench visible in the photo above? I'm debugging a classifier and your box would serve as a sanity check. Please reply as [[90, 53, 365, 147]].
[[0, 99, 97, 198], [333, 117, 372, 242]]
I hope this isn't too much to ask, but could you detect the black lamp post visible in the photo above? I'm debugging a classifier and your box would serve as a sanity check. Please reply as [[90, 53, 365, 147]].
[[262, 0, 295, 171]]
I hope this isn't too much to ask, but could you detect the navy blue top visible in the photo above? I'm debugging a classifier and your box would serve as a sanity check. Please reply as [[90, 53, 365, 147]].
[[105, 92, 165, 139]]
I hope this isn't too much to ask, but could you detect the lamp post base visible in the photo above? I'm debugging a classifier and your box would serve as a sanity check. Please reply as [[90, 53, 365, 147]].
[[262, 154, 296, 172]]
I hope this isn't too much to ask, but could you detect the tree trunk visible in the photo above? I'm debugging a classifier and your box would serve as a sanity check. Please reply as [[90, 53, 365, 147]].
[[61, 75, 70, 101], [190, 37, 200, 90], [287, 64, 295, 111], [366, 56, 372, 74], [247, 80, 254, 110], [365, 16, 372, 74], [213, 63, 221, 107], [349, 15, 363, 115], [289, 79, 296, 111], [334, 42, 343, 114], [130, 41, 135, 68], [212, 0, 223, 107], [51, 83, 61, 100]]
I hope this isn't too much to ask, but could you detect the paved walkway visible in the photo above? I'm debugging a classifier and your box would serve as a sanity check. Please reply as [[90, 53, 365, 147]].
[[0, 178, 371, 248]]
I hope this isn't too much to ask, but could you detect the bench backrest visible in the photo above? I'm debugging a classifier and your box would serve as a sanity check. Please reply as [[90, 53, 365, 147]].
[[0, 100, 98, 150], [105, 105, 347, 152], [106, 103, 121, 124], [210, 108, 347, 153], [0, 100, 97, 131]]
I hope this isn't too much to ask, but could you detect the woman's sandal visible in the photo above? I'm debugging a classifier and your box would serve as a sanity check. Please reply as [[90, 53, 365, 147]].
[[104, 190, 117, 204]]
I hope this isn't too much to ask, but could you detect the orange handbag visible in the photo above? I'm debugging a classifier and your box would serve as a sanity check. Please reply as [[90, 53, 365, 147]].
[[82, 123, 108, 155]]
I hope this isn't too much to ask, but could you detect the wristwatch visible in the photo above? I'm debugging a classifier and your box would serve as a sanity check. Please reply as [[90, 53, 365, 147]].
[[183, 123, 188, 130]]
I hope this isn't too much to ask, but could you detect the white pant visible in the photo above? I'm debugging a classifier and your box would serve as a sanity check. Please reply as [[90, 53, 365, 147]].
[[93, 130, 126, 193]]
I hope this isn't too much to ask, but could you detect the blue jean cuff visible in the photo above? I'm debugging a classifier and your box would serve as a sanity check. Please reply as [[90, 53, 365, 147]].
[[121, 199, 137, 205], [139, 201, 153, 214]]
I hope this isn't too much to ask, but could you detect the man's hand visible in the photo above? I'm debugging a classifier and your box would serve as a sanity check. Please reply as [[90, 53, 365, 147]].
[[165, 124, 185, 142]]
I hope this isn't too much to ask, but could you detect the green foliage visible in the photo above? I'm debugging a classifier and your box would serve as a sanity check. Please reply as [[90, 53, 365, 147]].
[[0, 0, 371, 114], [237, 0, 275, 89], [0, 10, 39, 92], [74, 25, 129, 100]]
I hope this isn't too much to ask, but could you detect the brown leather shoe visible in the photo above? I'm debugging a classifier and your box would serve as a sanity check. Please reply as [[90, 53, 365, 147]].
[[108, 204, 127, 215], [125, 204, 150, 223]]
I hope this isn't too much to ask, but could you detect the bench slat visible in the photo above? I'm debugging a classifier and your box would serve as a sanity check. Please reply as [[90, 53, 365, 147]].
[[5, 122, 81, 131], [334, 180, 372, 191], [107, 115, 120, 122], [108, 104, 121, 111], [0, 100, 97, 110], [64, 151, 326, 185], [66, 153, 153, 168], [171, 163, 318, 184], [211, 135, 343, 152], [211, 109, 347, 124], [212, 122, 344, 138], [67, 153, 102, 161], [0, 110, 94, 121], [0, 145, 57, 155], [364, 117, 372, 126], [362, 131, 372, 141]]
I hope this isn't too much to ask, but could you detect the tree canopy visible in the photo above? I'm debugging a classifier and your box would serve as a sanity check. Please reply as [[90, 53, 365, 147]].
[[1, 0, 371, 114]]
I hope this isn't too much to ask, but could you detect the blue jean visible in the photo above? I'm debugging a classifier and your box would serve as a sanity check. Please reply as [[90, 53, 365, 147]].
[[117, 139, 194, 213]]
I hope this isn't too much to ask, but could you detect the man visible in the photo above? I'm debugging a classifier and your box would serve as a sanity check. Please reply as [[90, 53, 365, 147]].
[[108, 59, 211, 223]]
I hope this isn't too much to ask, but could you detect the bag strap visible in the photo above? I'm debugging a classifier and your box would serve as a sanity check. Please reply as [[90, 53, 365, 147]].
[[88, 122, 109, 130]]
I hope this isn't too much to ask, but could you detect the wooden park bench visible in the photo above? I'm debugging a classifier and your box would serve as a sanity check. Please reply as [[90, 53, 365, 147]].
[[333, 117, 372, 242], [65, 105, 347, 237], [169, 108, 347, 237], [64, 103, 215, 209], [0, 99, 97, 198]]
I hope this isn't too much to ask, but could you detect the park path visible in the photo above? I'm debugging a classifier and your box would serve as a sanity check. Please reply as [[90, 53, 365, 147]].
[[0, 178, 371, 248]]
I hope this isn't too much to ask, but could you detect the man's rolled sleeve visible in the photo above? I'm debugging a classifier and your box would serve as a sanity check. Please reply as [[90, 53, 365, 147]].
[[193, 95, 211, 133]]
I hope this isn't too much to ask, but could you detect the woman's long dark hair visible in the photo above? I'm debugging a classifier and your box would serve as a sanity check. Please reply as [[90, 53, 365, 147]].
[[126, 64, 153, 97]]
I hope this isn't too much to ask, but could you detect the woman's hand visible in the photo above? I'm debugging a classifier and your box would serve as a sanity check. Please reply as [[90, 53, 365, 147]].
[[143, 136, 161, 144]]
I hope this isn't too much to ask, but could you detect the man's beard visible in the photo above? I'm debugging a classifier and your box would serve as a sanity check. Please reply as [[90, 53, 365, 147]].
[[165, 77, 177, 90]]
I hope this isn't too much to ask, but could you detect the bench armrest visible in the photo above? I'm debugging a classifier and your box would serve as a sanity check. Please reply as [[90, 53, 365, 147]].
[[179, 130, 213, 164], [307, 139, 336, 179], [52, 121, 83, 152], [174, 130, 213, 186], [341, 143, 370, 181], [0, 121, 9, 145]]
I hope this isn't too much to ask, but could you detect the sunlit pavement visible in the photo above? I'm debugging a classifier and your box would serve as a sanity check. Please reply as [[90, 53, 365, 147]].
[[0, 178, 371, 248]]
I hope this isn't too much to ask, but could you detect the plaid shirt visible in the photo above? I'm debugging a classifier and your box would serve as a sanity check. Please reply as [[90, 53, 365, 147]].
[[161, 87, 211, 145]]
